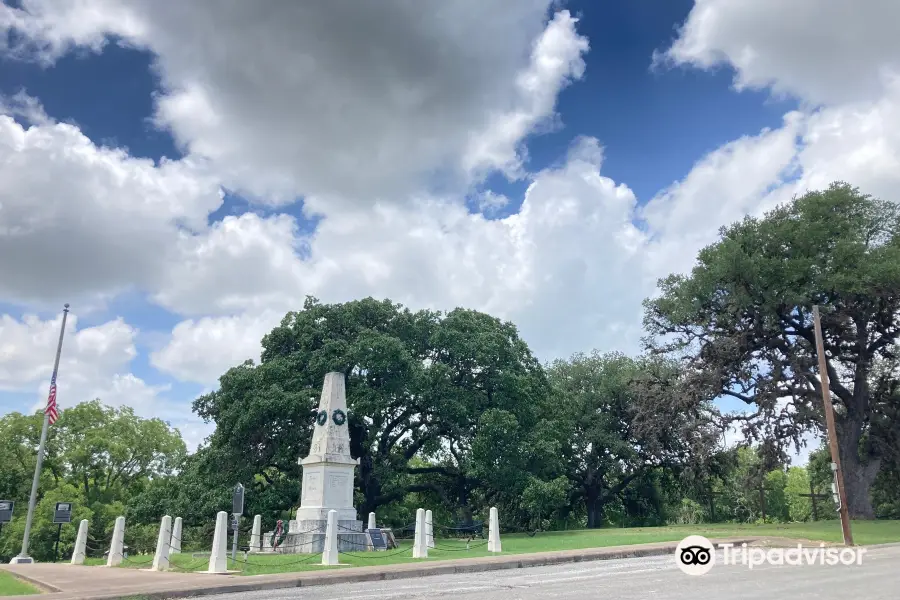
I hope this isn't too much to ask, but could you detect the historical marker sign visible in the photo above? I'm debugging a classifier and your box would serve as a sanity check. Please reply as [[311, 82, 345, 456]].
[[367, 528, 388, 551], [0, 500, 13, 523], [232, 483, 244, 516], [381, 528, 398, 549], [53, 502, 73, 524]]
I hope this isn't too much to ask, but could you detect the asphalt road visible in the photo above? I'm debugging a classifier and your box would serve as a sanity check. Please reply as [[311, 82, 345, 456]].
[[192, 544, 900, 600]]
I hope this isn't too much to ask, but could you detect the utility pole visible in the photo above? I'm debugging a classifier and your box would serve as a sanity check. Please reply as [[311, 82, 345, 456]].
[[11, 304, 70, 563], [812, 305, 854, 546]]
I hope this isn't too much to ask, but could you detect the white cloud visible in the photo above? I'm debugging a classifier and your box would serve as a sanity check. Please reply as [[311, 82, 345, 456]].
[[462, 10, 589, 179], [0, 311, 168, 415], [150, 311, 283, 385], [1, 0, 573, 202], [147, 76, 900, 385], [152, 214, 308, 317], [660, 0, 900, 106], [149, 137, 646, 384], [0, 107, 223, 309]]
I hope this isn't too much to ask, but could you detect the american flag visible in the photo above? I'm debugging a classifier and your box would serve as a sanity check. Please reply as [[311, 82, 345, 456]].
[[45, 373, 59, 425]]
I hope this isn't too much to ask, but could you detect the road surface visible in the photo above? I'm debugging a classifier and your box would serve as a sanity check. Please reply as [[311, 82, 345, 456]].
[[190, 543, 900, 600]]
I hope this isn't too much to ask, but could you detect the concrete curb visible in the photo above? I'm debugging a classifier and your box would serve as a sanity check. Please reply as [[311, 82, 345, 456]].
[[32, 537, 762, 600]]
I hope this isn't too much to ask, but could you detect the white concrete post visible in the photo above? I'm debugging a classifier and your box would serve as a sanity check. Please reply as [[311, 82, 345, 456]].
[[367, 512, 377, 530], [208, 511, 228, 573], [425, 510, 435, 549], [488, 506, 501, 553], [71, 519, 88, 565], [250, 515, 262, 552], [412, 508, 427, 558], [170, 517, 182, 554], [321, 510, 339, 566], [152, 515, 172, 571], [106, 516, 125, 567]]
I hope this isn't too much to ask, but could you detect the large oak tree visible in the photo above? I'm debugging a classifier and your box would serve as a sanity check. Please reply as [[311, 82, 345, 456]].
[[546, 351, 717, 527], [643, 182, 900, 518], [191, 296, 552, 522]]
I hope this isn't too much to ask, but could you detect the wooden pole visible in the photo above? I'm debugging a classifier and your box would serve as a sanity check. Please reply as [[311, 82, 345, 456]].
[[809, 479, 819, 521], [759, 484, 766, 522], [812, 305, 854, 545]]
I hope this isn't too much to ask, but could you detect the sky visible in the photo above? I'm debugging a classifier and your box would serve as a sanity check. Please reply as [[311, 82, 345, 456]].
[[1, 0, 899, 463]]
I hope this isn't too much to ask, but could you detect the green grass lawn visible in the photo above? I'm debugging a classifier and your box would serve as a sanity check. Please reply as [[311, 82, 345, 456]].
[[77, 519, 900, 576], [0, 571, 40, 596]]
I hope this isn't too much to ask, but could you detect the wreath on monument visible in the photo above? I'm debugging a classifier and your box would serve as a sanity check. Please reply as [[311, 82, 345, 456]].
[[316, 410, 328, 426], [332, 408, 347, 426]]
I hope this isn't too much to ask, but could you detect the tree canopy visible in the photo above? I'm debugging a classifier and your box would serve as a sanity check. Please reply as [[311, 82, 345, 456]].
[[643, 182, 900, 518], [0, 402, 186, 561], [188, 297, 554, 528]]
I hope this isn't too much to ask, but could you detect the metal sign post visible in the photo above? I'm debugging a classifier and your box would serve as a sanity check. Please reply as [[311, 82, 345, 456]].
[[0, 501, 12, 538], [231, 484, 244, 562], [52, 502, 73, 562]]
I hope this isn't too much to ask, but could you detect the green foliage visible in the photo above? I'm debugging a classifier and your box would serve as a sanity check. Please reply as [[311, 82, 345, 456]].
[[644, 182, 900, 518], [0, 402, 186, 562], [546, 351, 718, 527], [186, 296, 552, 529], [785, 467, 812, 522], [0, 483, 91, 562], [763, 469, 790, 523], [521, 476, 569, 530], [674, 498, 705, 525]]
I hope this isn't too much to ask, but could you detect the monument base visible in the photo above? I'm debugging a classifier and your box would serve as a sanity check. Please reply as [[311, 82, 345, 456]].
[[260, 519, 370, 554], [8, 556, 35, 564]]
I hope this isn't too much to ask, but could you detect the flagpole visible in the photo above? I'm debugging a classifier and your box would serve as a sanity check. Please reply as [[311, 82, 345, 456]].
[[11, 304, 69, 564]]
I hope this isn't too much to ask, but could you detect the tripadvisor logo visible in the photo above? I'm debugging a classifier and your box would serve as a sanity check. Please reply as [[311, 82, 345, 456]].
[[676, 535, 715, 576], [675, 535, 867, 575]]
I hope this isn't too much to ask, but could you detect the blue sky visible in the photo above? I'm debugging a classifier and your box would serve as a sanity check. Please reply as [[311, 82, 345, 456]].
[[1, 0, 896, 459]]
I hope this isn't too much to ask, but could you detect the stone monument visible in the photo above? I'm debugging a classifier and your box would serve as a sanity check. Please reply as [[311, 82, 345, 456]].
[[282, 372, 368, 553]]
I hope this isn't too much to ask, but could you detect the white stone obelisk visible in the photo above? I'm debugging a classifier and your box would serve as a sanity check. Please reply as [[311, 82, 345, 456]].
[[367, 512, 377, 530], [321, 510, 339, 566], [106, 516, 125, 567], [412, 508, 428, 559], [425, 510, 434, 549], [250, 515, 262, 552], [170, 517, 182, 554], [208, 511, 228, 573], [71, 519, 88, 565], [152, 515, 172, 571], [296, 372, 360, 523], [488, 507, 501, 553]]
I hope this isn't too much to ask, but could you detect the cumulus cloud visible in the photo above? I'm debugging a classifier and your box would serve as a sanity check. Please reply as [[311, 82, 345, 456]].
[[150, 310, 284, 386], [660, 0, 900, 106], [0, 104, 222, 309], [462, 10, 589, 179], [1, 0, 577, 202], [0, 311, 168, 413]]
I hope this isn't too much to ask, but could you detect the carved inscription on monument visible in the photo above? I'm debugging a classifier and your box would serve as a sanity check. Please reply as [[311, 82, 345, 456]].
[[303, 473, 321, 503], [328, 474, 348, 506]]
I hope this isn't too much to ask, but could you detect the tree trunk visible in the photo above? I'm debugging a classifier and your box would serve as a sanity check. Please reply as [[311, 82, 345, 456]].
[[837, 417, 880, 519], [458, 482, 473, 527], [840, 450, 880, 519], [585, 488, 604, 528]]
